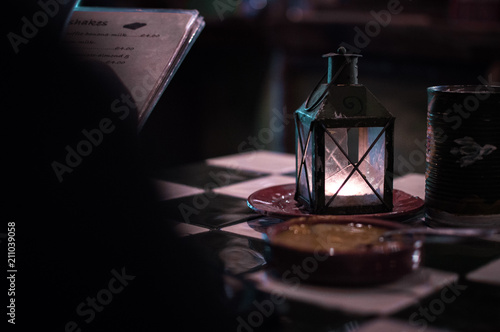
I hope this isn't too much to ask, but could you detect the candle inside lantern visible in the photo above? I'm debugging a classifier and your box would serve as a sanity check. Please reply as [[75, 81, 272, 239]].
[[326, 177, 372, 196], [325, 164, 383, 207]]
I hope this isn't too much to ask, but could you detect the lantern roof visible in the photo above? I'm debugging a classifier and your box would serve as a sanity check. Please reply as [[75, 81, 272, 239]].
[[296, 47, 394, 127], [297, 84, 393, 128]]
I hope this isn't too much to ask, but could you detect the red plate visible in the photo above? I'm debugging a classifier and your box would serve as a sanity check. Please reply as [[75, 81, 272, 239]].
[[247, 183, 424, 220]]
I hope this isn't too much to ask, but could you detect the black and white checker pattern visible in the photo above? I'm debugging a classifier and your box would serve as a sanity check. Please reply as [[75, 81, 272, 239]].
[[152, 150, 500, 332]]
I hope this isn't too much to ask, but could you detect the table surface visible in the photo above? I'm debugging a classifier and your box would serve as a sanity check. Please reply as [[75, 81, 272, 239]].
[[152, 150, 500, 332]]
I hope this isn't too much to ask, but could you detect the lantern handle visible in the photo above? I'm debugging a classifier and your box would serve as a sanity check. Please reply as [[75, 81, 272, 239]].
[[304, 47, 362, 111], [303, 61, 348, 112]]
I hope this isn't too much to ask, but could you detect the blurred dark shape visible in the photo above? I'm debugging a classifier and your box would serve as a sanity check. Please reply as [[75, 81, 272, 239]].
[[4, 2, 235, 331], [449, 0, 500, 23]]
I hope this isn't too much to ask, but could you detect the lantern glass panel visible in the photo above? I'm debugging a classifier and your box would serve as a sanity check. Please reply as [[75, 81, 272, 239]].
[[297, 121, 313, 202], [364, 126, 386, 189], [325, 128, 348, 176], [324, 126, 386, 208]]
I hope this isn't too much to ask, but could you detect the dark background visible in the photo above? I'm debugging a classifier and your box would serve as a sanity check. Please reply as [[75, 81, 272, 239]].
[[79, 0, 500, 175]]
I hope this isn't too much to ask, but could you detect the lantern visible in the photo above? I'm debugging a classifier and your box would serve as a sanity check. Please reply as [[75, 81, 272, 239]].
[[295, 47, 395, 215]]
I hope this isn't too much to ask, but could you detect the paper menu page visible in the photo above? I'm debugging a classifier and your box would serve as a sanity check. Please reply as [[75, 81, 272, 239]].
[[63, 7, 204, 129]]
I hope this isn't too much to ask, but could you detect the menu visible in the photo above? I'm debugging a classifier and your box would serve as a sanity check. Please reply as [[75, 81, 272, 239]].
[[63, 7, 205, 130]]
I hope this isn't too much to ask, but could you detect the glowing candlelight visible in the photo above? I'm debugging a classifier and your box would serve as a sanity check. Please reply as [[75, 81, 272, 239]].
[[325, 164, 383, 207], [325, 177, 373, 196]]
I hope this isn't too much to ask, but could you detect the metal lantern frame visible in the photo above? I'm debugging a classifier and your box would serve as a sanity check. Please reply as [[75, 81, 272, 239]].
[[294, 51, 395, 215]]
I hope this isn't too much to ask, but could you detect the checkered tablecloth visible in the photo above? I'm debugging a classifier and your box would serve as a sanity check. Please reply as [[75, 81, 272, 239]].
[[152, 150, 500, 332]]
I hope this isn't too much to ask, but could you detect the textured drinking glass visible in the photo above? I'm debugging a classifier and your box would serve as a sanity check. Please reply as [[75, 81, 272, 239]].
[[426, 85, 500, 227]]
